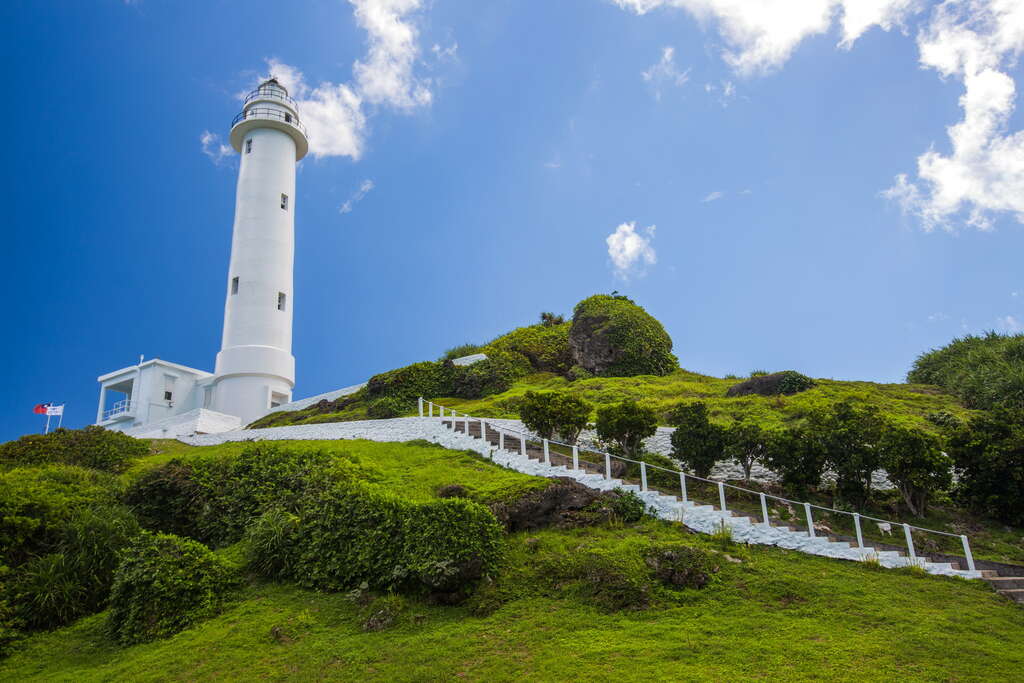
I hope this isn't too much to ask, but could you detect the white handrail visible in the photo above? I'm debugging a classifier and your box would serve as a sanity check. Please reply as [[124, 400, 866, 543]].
[[422, 398, 976, 572]]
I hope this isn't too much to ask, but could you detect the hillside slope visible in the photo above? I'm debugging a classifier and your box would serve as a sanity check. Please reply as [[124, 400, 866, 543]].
[[2, 439, 1022, 682]]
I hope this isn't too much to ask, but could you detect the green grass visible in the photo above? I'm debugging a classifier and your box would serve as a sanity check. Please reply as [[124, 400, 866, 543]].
[[264, 369, 974, 433], [4, 517, 1022, 681]]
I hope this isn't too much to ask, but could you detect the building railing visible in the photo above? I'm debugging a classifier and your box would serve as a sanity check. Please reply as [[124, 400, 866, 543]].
[[418, 398, 976, 573], [102, 399, 133, 421], [243, 86, 296, 108], [231, 107, 308, 138]]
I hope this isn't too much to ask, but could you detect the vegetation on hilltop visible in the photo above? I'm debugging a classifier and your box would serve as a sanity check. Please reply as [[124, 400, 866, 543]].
[[908, 332, 1024, 410]]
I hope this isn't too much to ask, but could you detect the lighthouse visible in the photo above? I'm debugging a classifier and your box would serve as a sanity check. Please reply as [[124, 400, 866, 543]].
[[93, 77, 310, 435], [210, 77, 308, 424]]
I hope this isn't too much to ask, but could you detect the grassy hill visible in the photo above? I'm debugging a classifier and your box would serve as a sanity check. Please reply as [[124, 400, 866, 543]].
[[255, 368, 974, 433], [3, 438, 1023, 681]]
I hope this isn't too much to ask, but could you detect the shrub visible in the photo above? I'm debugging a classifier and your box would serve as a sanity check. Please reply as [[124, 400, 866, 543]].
[[726, 371, 815, 397], [908, 332, 1024, 410], [107, 532, 240, 645], [518, 391, 590, 443], [540, 312, 565, 327], [260, 480, 504, 599], [367, 397, 406, 419], [365, 361, 455, 404], [569, 294, 678, 377], [946, 408, 1024, 526], [668, 402, 726, 478], [877, 427, 952, 517], [484, 322, 572, 375], [643, 544, 716, 589], [595, 401, 658, 459], [439, 343, 481, 362], [545, 548, 653, 611], [123, 460, 203, 539], [244, 506, 300, 579], [451, 352, 525, 399], [0, 426, 149, 473], [723, 419, 768, 482], [607, 490, 649, 523]]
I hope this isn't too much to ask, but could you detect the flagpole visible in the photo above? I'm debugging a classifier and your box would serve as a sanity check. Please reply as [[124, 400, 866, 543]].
[[57, 406, 63, 429], [45, 412, 51, 435]]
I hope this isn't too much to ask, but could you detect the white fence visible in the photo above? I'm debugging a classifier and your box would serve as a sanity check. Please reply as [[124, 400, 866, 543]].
[[418, 397, 976, 572]]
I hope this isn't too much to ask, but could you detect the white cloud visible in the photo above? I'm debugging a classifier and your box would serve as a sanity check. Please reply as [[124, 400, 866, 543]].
[[704, 80, 737, 106], [339, 179, 375, 214], [252, 0, 432, 160], [642, 46, 690, 100], [927, 312, 950, 322], [997, 314, 1022, 332], [431, 42, 458, 61], [884, 0, 1024, 231], [606, 221, 657, 279], [702, 190, 725, 202], [199, 130, 232, 165], [613, 0, 914, 75]]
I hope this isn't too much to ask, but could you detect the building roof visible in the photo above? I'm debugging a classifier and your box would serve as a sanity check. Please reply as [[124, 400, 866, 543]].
[[97, 358, 213, 382]]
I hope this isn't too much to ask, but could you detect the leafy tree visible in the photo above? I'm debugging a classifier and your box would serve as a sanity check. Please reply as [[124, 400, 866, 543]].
[[762, 427, 828, 498], [595, 400, 658, 459], [946, 408, 1024, 526], [539, 312, 565, 327], [877, 426, 952, 517], [723, 419, 767, 482], [667, 402, 727, 478], [908, 332, 1024, 410], [805, 401, 884, 507], [519, 392, 591, 444]]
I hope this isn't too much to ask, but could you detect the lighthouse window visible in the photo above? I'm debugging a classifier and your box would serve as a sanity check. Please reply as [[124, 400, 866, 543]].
[[245, 139, 252, 154], [231, 277, 239, 295], [285, 113, 292, 123], [277, 292, 287, 311], [280, 193, 288, 210]]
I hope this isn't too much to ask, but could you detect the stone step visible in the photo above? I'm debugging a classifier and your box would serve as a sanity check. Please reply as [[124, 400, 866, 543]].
[[987, 577, 1024, 590], [998, 589, 1024, 603]]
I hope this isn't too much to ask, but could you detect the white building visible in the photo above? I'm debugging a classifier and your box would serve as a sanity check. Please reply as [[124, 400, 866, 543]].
[[95, 77, 308, 437]]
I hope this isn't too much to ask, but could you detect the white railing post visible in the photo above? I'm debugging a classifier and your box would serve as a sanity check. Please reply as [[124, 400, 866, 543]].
[[499, 431, 504, 451], [903, 524, 917, 565], [717, 481, 727, 513], [679, 472, 688, 504], [760, 493, 770, 528], [853, 513, 864, 549], [640, 462, 648, 492], [418, 397, 424, 417], [543, 439, 550, 464], [428, 401, 434, 418], [572, 445, 579, 470], [464, 413, 470, 433], [805, 503, 815, 538], [604, 453, 612, 481], [479, 419, 487, 441], [520, 434, 526, 457], [960, 535, 976, 572]]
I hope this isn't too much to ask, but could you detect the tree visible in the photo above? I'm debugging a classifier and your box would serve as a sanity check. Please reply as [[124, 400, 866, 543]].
[[762, 427, 827, 499], [667, 402, 727, 479], [595, 400, 658, 459], [805, 401, 884, 507], [877, 426, 952, 517], [946, 408, 1024, 526], [518, 391, 590, 444], [539, 312, 565, 327], [724, 419, 767, 482]]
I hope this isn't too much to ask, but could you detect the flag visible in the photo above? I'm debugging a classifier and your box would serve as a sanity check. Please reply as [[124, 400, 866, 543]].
[[33, 403, 51, 415], [46, 405, 64, 417]]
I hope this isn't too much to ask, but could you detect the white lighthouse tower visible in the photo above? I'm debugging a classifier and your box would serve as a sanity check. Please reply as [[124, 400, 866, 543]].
[[209, 77, 308, 425]]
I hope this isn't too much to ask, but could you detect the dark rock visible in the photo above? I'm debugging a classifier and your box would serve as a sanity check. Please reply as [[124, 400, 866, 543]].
[[437, 484, 468, 499], [487, 477, 624, 531], [725, 371, 815, 397]]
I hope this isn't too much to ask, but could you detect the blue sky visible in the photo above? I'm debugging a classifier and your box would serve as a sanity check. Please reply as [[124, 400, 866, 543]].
[[3, 0, 1023, 439]]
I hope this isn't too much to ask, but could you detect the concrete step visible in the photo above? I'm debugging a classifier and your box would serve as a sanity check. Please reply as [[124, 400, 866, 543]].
[[997, 589, 1024, 603], [987, 577, 1024, 590]]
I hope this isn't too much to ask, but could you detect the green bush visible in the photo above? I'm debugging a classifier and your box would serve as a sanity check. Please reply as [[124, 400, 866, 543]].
[[643, 543, 716, 590], [723, 419, 768, 482], [569, 295, 678, 377], [762, 428, 827, 499], [451, 352, 525, 399], [805, 401, 885, 507], [947, 408, 1024, 526], [775, 371, 816, 395], [668, 402, 726, 478], [107, 532, 239, 645], [518, 391, 590, 443], [484, 322, 572, 375], [0, 426, 149, 473], [544, 547, 653, 611], [124, 445, 351, 546], [878, 427, 951, 517], [254, 480, 503, 598], [366, 361, 456, 404], [439, 343, 481, 362], [908, 332, 1024, 410], [595, 400, 658, 459], [367, 397, 406, 419]]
